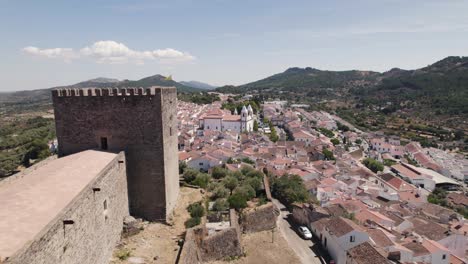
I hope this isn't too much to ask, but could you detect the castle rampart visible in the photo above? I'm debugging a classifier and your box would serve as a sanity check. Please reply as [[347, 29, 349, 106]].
[[1, 150, 128, 264]]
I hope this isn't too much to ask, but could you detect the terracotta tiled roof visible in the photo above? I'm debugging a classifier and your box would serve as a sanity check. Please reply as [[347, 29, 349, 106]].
[[346, 242, 390, 264], [325, 217, 363, 237], [367, 228, 394, 247], [402, 240, 430, 257]]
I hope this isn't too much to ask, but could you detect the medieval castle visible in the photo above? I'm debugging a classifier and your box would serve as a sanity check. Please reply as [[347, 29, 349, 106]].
[[0, 87, 179, 264]]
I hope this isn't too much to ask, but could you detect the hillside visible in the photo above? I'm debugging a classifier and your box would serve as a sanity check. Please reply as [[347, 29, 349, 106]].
[[0, 74, 204, 107], [216, 56, 468, 129], [179, 80, 217, 90]]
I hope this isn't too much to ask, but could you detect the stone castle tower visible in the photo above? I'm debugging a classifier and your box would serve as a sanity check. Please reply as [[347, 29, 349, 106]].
[[52, 86, 179, 221]]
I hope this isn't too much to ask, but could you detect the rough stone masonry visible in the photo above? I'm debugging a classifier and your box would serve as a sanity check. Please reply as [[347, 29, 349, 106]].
[[52, 86, 179, 221]]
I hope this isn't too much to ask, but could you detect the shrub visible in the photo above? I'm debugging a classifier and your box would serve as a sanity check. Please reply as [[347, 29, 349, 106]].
[[213, 198, 229, 211], [241, 157, 255, 165], [362, 158, 384, 173], [228, 192, 248, 210], [212, 166, 228, 179], [185, 217, 201, 228], [115, 248, 131, 260], [183, 169, 199, 183], [234, 184, 256, 200], [240, 165, 254, 176], [192, 173, 211, 189], [212, 186, 230, 199], [322, 148, 335, 160], [330, 138, 340, 146], [319, 128, 334, 138], [383, 159, 397, 167], [187, 202, 205, 218], [207, 181, 221, 191]]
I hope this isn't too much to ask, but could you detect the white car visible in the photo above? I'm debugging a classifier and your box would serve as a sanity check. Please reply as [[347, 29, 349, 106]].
[[298, 226, 312, 239]]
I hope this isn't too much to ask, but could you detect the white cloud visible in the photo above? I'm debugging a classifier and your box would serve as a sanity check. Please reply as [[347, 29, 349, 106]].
[[22, 46, 78, 62], [22, 41, 195, 64]]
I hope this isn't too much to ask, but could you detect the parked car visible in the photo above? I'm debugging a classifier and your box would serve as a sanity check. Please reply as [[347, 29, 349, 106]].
[[298, 226, 312, 239]]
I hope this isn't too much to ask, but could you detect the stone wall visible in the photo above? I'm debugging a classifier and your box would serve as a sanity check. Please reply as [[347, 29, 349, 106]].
[[178, 228, 202, 264], [52, 87, 179, 221], [5, 152, 129, 264], [241, 202, 279, 233], [200, 228, 242, 261], [179, 210, 242, 263]]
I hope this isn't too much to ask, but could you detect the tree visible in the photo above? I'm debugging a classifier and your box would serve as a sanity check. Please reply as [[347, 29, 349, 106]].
[[213, 198, 229, 211], [25, 139, 49, 162], [271, 174, 310, 207], [362, 158, 384, 173], [211, 186, 230, 199], [246, 170, 264, 179], [222, 176, 239, 193], [240, 165, 255, 176], [234, 184, 256, 200], [183, 169, 199, 183], [228, 192, 248, 210], [322, 148, 335, 160], [355, 139, 362, 145], [245, 177, 262, 192], [191, 173, 211, 189], [253, 120, 259, 132], [211, 166, 228, 179], [179, 161, 187, 174], [269, 123, 279, 142], [330, 138, 340, 146]]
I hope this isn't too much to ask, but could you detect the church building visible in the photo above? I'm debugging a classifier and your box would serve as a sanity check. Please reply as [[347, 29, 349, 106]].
[[199, 105, 255, 133]]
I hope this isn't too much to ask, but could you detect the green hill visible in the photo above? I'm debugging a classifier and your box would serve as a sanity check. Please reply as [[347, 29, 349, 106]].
[[216, 56, 468, 115]]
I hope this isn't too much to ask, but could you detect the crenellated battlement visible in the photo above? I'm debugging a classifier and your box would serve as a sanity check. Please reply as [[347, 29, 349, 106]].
[[52, 86, 175, 97]]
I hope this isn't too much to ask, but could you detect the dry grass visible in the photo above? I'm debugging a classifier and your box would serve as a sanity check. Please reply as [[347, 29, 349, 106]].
[[110, 187, 204, 264]]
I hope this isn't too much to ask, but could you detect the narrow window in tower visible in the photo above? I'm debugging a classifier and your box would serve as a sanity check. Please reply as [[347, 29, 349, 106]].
[[100, 137, 108, 150], [103, 199, 108, 221], [170, 127, 173, 136]]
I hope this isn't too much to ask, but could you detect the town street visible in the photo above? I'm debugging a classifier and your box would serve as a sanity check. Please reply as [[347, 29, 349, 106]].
[[272, 199, 325, 264]]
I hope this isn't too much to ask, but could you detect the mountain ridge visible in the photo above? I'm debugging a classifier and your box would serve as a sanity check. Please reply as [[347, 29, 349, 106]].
[[0, 74, 206, 104]]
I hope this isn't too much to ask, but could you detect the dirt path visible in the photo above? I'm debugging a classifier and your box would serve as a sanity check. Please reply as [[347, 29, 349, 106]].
[[110, 187, 203, 264]]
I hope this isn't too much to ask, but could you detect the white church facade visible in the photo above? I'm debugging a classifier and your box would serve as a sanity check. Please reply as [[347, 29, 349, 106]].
[[199, 105, 255, 133]]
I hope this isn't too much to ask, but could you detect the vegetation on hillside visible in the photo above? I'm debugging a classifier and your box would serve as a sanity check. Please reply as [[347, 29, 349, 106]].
[[0, 117, 55, 177]]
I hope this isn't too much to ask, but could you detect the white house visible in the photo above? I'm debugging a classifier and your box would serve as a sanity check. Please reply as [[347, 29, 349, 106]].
[[187, 153, 222, 172], [311, 217, 369, 264]]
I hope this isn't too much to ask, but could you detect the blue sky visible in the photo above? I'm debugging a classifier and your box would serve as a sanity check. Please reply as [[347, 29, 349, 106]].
[[1, 0, 468, 91]]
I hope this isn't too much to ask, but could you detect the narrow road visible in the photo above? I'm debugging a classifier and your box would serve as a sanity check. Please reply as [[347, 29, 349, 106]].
[[272, 199, 325, 264]]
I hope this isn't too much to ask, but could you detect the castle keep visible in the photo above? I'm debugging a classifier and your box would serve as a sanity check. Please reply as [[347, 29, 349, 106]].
[[0, 86, 179, 264], [52, 86, 179, 221]]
